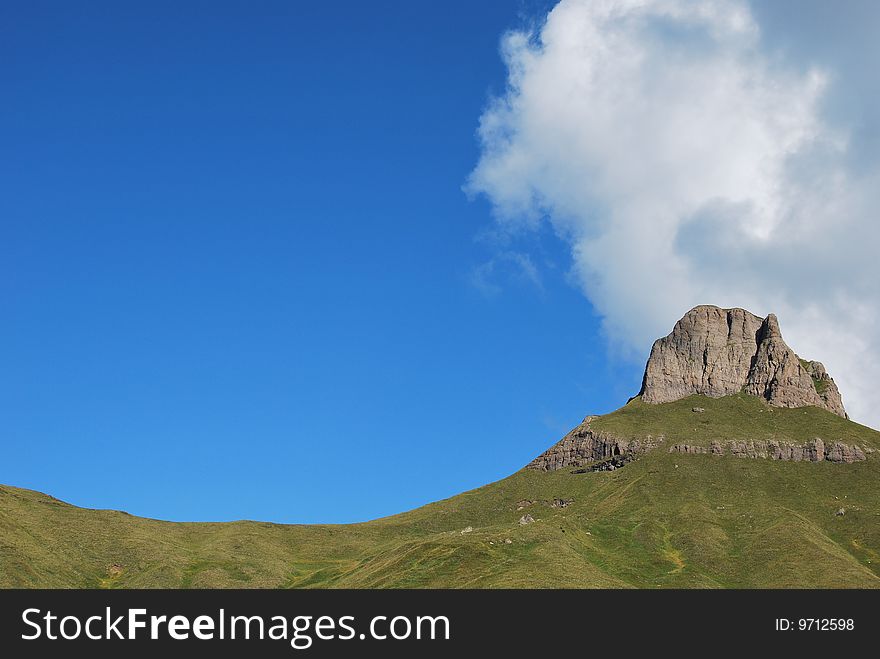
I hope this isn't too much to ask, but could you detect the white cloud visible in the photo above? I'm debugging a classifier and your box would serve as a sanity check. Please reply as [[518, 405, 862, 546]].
[[468, 0, 880, 426]]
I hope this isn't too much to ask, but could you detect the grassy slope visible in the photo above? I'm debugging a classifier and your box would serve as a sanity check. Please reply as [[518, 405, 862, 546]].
[[592, 392, 877, 447], [2, 395, 879, 589]]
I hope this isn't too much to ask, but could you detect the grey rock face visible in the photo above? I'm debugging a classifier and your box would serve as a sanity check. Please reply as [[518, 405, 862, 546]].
[[640, 306, 763, 403], [825, 441, 867, 463], [528, 419, 868, 471], [743, 313, 827, 412], [527, 416, 661, 471], [525, 304, 860, 473], [804, 361, 847, 418], [668, 438, 866, 463], [640, 306, 847, 418]]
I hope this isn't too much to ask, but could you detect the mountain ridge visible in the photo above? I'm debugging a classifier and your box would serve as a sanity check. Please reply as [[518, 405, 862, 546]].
[[529, 305, 857, 472], [4, 397, 879, 588], [639, 305, 846, 417], [2, 304, 879, 589]]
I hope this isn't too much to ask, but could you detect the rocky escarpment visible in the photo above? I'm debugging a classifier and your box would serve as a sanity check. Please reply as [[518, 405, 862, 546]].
[[640, 305, 846, 418], [527, 416, 661, 471], [528, 416, 870, 472], [802, 360, 847, 419], [668, 438, 870, 463], [526, 304, 864, 473]]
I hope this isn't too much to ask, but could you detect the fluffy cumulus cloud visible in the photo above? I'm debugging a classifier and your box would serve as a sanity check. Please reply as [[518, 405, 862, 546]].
[[468, 0, 880, 426]]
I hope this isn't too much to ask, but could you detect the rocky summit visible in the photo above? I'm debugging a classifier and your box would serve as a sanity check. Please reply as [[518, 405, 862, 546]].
[[639, 305, 846, 417], [529, 305, 856, 473]]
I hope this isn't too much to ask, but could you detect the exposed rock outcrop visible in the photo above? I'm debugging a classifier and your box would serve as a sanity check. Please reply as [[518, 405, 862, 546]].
[[525, 304, 864, 473], [640, 306, 763, 403], [640, 306, 847, 418], [527, 416, 661, 471], [529, 421, 867, 472], [804, 360, 847, 418], [668, 438, 866, 463], [525, 304, 866, 472]]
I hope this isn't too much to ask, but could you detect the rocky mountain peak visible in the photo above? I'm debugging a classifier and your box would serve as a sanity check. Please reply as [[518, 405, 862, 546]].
[[639, 305, 847, 417], [761, 312, 781, 338]]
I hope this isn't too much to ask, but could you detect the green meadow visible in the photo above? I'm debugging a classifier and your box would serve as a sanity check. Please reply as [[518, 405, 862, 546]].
[[3, 395, 879, 589]]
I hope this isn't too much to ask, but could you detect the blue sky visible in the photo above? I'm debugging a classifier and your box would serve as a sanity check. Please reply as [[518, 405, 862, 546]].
[[3, 1, 878, 524], [2, 0, 640, 523]]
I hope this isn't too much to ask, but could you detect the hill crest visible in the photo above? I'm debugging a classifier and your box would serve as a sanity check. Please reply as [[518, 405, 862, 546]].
[[528, 305, 861, 472]]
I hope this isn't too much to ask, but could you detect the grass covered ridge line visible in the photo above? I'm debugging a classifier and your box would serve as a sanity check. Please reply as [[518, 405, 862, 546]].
[[2, 395, 879, 589]]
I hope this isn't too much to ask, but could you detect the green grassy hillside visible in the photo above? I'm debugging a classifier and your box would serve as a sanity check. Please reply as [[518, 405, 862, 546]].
[[592, 393, 876, 447], [3, 395, 880, 588]]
